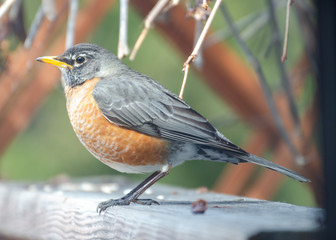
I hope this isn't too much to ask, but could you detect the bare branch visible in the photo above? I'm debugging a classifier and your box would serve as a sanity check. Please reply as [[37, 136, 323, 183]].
[[65, 0, 78, 49], [24, 6, 44, 49], [0, 0, 16, 20], [206, 10, 263, 47], [240, 10, 269, 41], [220, 2, 304, 164], [187, 0, 211, 69], [206, 1, 285, 47], [268, 0, 300, 137], [129, 0, 170, 60], [186, 1, 219, 58], [179, 62, 191, 100], [118, 0, 130, 59], [179, 0, 222, 99], [193, 20, 204, 69], [281, 0, 293, 62]]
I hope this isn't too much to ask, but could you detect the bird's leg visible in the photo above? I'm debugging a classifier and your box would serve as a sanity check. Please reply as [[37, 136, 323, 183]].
[[97, 163, 172, 214]]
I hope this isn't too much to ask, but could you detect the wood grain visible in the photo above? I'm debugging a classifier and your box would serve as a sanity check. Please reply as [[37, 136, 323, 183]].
[[0, 177, 323, 240]]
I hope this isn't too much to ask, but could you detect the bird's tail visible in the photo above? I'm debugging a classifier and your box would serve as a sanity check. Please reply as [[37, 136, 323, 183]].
[[237, 153, 310, 182], [193, 144, 309, 182]]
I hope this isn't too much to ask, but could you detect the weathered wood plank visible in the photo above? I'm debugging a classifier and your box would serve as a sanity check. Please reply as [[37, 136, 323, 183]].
[[0, 177, 323, 240]]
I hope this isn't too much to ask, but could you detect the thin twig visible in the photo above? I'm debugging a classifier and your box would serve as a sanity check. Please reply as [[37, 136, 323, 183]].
[[281, 0, 293, 62], [268, 0, 300, 137], [129, 0, 170, 60], [118, 0, 130, 59], [24, 6, 44, 49], [179, 0, 222, 99], [206, 10, 262, 47], [179, 63, 190, 100], [193, 20, 204, 68], [188, 0, 210, 68], [206, 1, 285, 47], [0, 0, 16, 20], [220, 2, 303, 164], [240, 10, 269, 41], [65, 0, 78, 49]]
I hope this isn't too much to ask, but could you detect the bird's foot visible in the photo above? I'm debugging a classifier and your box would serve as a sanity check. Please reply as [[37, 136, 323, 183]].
[[96, 168, 170, 214], [97, 197, 159, 214]]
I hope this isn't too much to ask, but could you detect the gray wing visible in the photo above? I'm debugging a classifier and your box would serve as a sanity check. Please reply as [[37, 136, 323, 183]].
[[92, 73, 247, 155]]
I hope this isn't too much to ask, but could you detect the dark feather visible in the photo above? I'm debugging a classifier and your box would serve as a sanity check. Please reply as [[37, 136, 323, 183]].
[[92, 71, 247, 156]]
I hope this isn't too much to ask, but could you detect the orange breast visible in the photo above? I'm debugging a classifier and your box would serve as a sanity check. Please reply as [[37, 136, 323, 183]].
[[64, 78, 169, 172]]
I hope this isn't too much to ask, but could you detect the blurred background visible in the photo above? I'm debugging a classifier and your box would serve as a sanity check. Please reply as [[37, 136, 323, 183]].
[[0, 0, 318, 207]]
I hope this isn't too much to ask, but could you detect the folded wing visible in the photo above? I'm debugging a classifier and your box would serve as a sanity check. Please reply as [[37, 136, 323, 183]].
[[92, 73, 247, 156]]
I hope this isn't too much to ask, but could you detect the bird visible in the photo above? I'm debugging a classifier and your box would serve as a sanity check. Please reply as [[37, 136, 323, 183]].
[[36, 43, 309, 214]]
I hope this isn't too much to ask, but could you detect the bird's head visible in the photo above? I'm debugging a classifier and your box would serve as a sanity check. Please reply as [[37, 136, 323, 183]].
[[36, 43, 126, 87]]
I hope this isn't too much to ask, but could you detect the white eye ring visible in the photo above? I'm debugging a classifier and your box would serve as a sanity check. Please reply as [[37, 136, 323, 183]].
[[75, 56, 85, 64]]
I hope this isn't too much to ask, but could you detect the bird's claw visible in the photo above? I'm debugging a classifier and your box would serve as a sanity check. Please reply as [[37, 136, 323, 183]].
[[96, 198, 130, 214], [97, 198, 160, 214]]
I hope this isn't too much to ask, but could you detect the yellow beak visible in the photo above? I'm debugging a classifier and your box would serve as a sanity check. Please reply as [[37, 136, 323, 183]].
[[36, 56, 72, 69]]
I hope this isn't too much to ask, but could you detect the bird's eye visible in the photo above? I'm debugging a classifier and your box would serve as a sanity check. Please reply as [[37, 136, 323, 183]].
[[75, 56, 85, 64]]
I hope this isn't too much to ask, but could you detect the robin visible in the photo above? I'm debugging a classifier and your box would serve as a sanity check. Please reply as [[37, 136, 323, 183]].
[[36, 43, 309, 213]]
